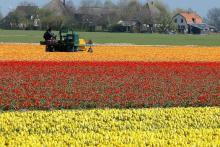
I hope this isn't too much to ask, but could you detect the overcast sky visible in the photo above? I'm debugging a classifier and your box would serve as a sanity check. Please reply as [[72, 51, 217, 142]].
[[0, 0, 220, 17]]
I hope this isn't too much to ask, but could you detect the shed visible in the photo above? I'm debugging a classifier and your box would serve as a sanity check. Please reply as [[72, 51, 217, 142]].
[[117, 20, 142, 33]]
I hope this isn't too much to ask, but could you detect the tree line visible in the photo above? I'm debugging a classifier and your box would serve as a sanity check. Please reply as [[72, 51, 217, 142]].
[[0, 0, 219, 32]]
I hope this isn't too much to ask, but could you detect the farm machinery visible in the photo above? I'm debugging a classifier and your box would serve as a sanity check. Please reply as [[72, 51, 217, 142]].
[[40, 28, 93, 52]]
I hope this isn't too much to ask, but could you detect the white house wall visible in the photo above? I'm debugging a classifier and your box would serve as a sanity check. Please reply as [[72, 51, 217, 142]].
[[173, 15, 188, 33]]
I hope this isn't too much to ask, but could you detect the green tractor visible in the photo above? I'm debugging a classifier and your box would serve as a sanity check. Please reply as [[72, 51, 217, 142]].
[[40, 28, 93, 52]]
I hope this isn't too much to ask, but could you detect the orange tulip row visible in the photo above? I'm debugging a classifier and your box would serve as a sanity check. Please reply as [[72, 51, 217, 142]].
[[0, 44, 220, 62]]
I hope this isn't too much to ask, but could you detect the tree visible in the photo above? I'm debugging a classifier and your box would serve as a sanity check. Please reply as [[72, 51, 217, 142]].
[[79, 0, 103, 14], [117, 0, 132, 20], [153, 1, 174, 33], [65, 0, 76, 15], [79, 0, 89, 8], [17, 1, 39, 19], [39, 8, 66, 30], [126, 0, 142, 20], [104, 0, 115, 8], [102, 0, 119, 26], [78, 0, 105, 30], [94, 0, 103, 7], [63, 1, 76, 27], [138, 4, 151, 25], [207, 8, 220, 31], [79, 0, 94, 15], [0, 11, 3, 20], [79, 0, 103, 9], [117, 0, 148, 22]]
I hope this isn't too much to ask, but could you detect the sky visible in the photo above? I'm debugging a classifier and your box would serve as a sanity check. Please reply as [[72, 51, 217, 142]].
[[0, 0, 219, 17]]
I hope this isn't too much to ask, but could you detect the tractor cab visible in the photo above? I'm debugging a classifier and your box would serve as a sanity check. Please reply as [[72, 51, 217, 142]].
[[40, 28, 93, 52]]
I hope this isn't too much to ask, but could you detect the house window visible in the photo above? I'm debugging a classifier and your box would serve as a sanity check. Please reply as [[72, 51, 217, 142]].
[[174, 19, 177, 23], [181, 19, 184, 23], [192, 18, 196, 23]]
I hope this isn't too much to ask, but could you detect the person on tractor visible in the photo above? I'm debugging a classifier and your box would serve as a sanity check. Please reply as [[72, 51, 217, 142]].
[[43, 27, 57, 52], [43, 27, 56, 41]]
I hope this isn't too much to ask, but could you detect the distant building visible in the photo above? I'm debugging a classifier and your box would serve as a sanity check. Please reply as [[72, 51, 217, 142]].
[[172, 12, 215, 34], [116, 1, 161, 33], [32, 15, 41, 29], [0, 5, 39, 29], [173, 12, 203, 34], [117, 20, 142, 33]]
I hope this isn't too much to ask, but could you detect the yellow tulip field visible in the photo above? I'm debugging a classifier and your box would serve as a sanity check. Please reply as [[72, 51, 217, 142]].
[[0, 108, 220, 146]]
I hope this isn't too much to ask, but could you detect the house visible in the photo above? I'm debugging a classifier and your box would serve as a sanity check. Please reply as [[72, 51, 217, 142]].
[[0, 5, 39, 29], [172, 12, 206, 34], [117, 20, 142, 33]]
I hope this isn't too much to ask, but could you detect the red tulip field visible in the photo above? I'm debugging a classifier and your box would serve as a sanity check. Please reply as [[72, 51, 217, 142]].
[[0, 61, 219, 110]]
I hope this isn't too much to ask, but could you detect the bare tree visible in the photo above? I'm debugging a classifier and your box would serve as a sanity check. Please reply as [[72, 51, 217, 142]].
[[39, 8, 67, 30], [65, 0, 76, 14], [94, 0, 103, 7], [79, 0, 103, 8], [79, 0, 95, 14], [117, 0, 129, 19], [127, 0, 142, 20], [100, 0, 119, 26], [138, 4, 151, 24], [64, 0, 76, 25], [153, 0, 174, 33], [104, 0, 115, 8], [79, 0, 90, 8], [207, 8, 220, 31], [117, 0, 141, 20], [0, 11, 3, 20]]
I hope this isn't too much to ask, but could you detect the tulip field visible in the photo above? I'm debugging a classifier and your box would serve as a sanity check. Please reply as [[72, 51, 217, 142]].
[[0, 108, 220, 146], [0, 44, 220, 146]]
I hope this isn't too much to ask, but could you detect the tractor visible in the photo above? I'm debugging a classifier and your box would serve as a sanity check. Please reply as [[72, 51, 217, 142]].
[[40, 28, 93, 52]]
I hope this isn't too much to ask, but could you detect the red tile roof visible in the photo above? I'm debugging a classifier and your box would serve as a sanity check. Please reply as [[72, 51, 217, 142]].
[[180, 12, 203, 24]]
